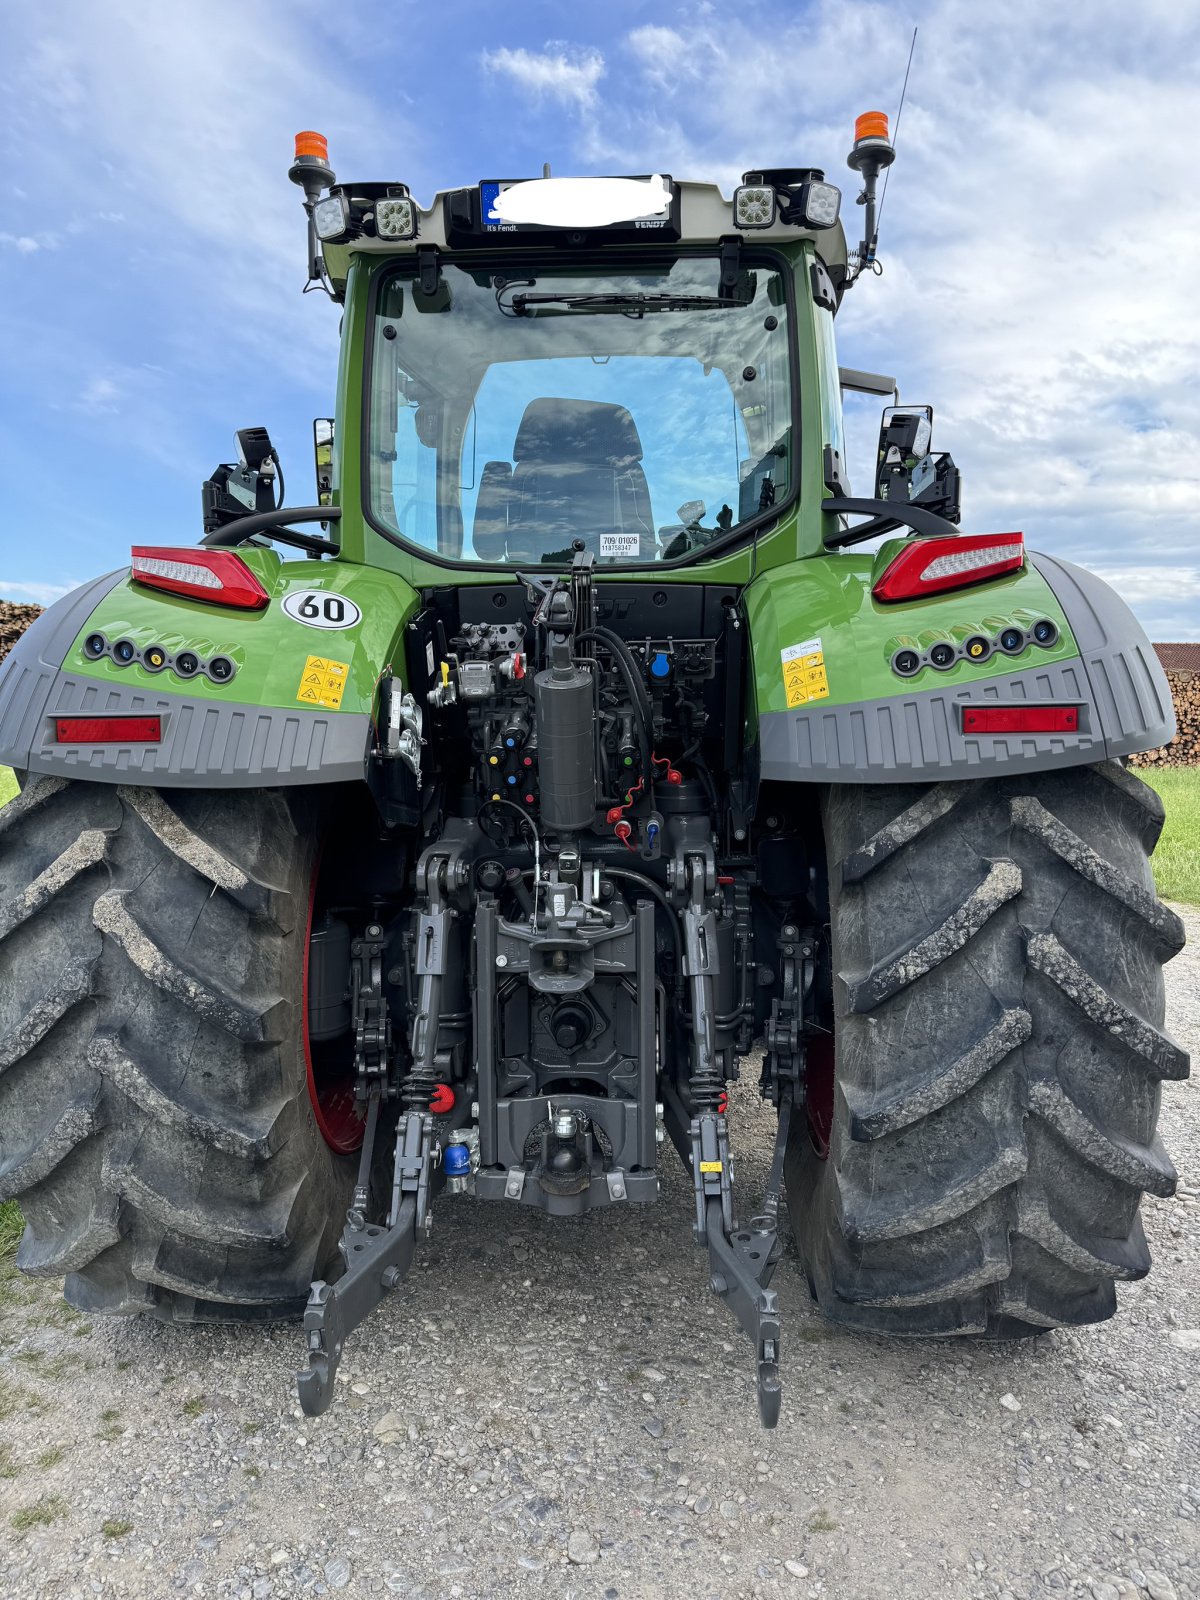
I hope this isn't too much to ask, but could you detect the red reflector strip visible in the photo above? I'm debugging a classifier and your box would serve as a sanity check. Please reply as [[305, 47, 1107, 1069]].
[[962, 705, 1079, 735], [55, 716, 162, 743]]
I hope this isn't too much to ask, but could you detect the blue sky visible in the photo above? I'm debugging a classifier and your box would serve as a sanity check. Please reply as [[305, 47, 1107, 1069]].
[[2, 0, 1198, 638]]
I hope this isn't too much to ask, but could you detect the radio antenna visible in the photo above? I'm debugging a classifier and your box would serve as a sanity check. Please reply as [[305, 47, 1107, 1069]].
[[876, 26, 917, 234]]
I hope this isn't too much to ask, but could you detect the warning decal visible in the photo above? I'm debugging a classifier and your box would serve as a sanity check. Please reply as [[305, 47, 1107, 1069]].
[[781, 637, 829, 709], [296, 655, 349, 710]]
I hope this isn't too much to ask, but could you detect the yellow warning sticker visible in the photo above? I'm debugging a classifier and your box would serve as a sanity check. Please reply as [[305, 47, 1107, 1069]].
[[781, 637, 830, 709], [699, 1160, 723, 1173], [296, 655, 349, 710]]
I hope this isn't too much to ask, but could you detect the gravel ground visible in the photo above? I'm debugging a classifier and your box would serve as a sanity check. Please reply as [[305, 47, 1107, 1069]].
[[2, 912, 1197, 1600]]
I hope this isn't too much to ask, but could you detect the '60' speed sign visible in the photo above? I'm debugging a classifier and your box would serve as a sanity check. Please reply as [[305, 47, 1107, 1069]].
[[281, 591, 362, 631]]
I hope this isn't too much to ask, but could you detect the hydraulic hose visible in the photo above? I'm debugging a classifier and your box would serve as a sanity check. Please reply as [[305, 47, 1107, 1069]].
[[604, 866, 684, 973], [574, 628, 653, 780]]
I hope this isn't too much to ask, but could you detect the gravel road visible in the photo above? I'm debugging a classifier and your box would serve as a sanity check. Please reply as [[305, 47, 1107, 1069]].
[[2, 911, 1197, 1600]]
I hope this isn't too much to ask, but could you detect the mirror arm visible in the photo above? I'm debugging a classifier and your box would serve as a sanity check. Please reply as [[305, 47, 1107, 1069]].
[[822, 496, 961, 549], [202, 506, 342, 555]]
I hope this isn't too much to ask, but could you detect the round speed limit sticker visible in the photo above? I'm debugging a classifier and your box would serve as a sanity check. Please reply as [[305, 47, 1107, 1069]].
[[281, 591, 362, 631]]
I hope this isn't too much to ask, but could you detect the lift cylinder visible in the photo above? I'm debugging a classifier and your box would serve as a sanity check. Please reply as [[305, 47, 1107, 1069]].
[[534, 664, 596, 832]]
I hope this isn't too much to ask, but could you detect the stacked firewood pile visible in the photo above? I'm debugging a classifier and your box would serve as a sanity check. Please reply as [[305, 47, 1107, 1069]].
[[1129, 669, 1200, 768], [0, 601, 42, 665]]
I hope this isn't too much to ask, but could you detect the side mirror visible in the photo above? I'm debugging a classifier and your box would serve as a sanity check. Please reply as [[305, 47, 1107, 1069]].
[[875, 403, 962, 526], [201, 426, 282, 535], [876, 405, 932, 502], [314, 418, 334, 506]]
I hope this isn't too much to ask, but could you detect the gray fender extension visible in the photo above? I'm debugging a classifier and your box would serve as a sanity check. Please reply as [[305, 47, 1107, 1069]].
[[0, 575, 370, 787], [758, 553, 1175, 783]]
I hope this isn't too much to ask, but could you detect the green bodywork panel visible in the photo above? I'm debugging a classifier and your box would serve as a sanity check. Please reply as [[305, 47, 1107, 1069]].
[[743, 554, 1077, 721], [67, 550, 419, 716]]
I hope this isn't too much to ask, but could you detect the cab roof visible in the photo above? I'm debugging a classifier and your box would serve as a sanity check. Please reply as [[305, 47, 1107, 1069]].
[[320, 175, 849, 302]]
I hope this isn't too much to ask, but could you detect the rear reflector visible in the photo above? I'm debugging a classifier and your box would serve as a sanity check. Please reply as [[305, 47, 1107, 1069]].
[[55, 716, 162, 743], [131, 547, 269, 610], [873, 532, 1025, 602], [962, 705, 1079, 735]]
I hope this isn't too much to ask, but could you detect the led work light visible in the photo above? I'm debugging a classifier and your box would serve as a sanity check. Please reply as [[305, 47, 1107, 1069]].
[[375, 193, 416, 239], [797, 180, 841, 228], [313, 193, 352, 242], [733, 184, 777, 228]]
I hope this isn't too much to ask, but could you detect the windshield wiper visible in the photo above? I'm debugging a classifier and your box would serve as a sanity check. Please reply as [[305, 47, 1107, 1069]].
[[505, 291, 742, 318]]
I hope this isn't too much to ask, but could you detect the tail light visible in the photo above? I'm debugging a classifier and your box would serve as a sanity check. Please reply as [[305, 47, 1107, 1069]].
[[131, 547, 270, 610], [873, 532, 1025, 603], [55, 716, 162, 743]]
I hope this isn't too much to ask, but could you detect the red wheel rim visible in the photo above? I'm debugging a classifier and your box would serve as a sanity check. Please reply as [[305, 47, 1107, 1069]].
[[805, 1032, 835, 1159], [302, 850, 365, 1154]]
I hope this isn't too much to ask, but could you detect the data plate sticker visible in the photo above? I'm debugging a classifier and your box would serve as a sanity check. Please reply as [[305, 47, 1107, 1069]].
[[282, 591, 362, 631], [781, 637, 829, 708], [600, 533, 641, 559], [296, 655, 349, 710]]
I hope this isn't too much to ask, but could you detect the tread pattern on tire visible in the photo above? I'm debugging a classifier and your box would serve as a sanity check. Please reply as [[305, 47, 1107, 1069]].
[[786, 760, 1189, 1335], [0, 776, 350, 1321]]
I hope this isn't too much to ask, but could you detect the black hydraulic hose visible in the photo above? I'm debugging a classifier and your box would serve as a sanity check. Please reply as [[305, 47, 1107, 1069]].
[[574, 628, 653, 777], [604, 866, 684, 973], [581, 627, 653, 728]]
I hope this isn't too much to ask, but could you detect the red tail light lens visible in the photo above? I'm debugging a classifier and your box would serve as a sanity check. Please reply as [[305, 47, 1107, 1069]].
[[55, 716, 162, 743], [962, 705, 1079, 735], [131, 547, 269, 610], [873, 532, 1025, 603]]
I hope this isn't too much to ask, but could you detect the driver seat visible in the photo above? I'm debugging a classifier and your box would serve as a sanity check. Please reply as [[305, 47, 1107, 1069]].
[[472, 398, 653, 561]]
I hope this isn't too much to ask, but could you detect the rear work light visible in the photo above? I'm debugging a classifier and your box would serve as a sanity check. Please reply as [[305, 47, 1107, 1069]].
[[130, 547, 270, 610], [962, 705, 1079, 735], [873, 532, 1025, 603], [55, 716, 162, 743]]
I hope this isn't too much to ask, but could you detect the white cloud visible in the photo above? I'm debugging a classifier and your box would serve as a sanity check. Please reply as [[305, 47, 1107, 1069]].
[[1090, 568, 1200, 605], [0, 581, 77, 606], [482, 45, 605, 110], [76, 376, 121, 415], [2, 0, 392, 385], [1, 232, 49, 253], [490, 1, 1200, 617]]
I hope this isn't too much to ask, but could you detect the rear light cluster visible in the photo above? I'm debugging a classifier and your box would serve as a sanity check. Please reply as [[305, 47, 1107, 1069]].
[[890, 615, 1059, 678], [961, 706, 1080, 735], [130, 547, 269, 610], [82, 631, 236, 685], [873, 532, 1025, 603], [55, 716, 162, 744]]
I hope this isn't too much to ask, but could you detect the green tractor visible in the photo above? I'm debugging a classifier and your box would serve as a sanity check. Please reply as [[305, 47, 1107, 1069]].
[[0, 115, 1186, 1427]]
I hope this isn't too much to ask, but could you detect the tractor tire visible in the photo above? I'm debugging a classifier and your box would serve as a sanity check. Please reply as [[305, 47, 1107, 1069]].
[[785, 760, 1189, 1334], [0, 775, 353, 1322]]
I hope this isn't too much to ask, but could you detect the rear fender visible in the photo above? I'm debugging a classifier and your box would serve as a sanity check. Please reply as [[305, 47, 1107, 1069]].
[[0, 554, 419, 787], [748, 551, 1173, 782]]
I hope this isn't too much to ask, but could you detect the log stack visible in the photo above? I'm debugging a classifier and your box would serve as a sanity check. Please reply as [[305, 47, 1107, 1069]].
[[0, 601, 42, 666], [1129, 668, 1200, 768]]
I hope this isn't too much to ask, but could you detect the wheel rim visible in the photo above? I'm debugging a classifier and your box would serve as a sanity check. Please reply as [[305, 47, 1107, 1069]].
[[302, 851, 365, 1154], [805, 1033, 835, 1159]]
